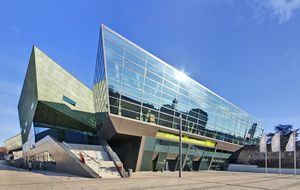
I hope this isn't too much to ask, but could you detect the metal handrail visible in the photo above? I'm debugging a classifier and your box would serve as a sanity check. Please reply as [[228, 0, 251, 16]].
[[39, 136, 98, 178], [103, 143, 125, 177], [62, 142, 102, 168], [62, 142, 120, 176]]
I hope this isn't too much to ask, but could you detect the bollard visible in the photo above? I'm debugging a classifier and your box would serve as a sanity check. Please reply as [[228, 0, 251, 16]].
[[128, 169, 133, 177]]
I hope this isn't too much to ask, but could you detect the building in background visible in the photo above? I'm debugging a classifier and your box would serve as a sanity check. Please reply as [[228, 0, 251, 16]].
[[18, 24, 264, 177], [16, 47, 112, 178], [0, 147, 8, 160], [18, 46, 97, 151], [4, 134, 22, 160]]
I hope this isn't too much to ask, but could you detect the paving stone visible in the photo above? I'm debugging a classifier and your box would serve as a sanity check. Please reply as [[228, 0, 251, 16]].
[[1, 164, 300, 190]]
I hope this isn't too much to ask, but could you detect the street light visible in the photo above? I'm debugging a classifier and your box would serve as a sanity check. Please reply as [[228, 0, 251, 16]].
[[175, 70, 187, 178], [179, 112, 182, 178]]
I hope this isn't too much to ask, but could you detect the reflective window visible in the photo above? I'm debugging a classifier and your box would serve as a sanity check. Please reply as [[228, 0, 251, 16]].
[[99, 27, 264, 146], [122, 83, 143, 102], [143, 92, 160, 106], [146, 71, 163, 83], [145, 78, 162, 91], [163, 80, 178, 91], [62, 95, 76, 106], [107, 71, 122, 84], [125, 50, 146, 68], [104, 39, 123, 56], [144, 85, 161, 97], [146, 63, 163, 77], [124, 60, 145, 75], [105, 50, 123, 66], [125, 42, 147, 60], [162, 86, 177, 99], [103, 28, 125, 48]]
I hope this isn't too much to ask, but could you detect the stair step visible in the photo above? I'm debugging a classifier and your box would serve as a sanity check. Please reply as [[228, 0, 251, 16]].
[[65, 143, 122, 178]]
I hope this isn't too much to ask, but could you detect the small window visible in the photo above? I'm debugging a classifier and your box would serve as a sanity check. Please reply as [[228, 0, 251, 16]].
[[63, 95, 76, 106], [30, 102, 35, 110]]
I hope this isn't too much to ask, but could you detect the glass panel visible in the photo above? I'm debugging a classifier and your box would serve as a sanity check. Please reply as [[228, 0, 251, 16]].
[[162, 86, 177, 99], [158, 114, 173, 128], [120, 106, 140, 120], [121, 100, 141, 112], [161, 106, 174, 115], [124, 60, 145, 75], [145, 78, 162, 91], [121, 84, 143, 102], [143, 100, 160, 110], [105, 49, 123, 66], [107, 70, 122, 83], [108, 78, 122, 94], [109, 96, 119, 107], [146, 62, 163, 77], [122, 68, 144, 90], [125, 42, 147, 60], [62, 95, 76, 106], [104, 39, 123, 56], [147, 55, 164, 69], [163, 80, 178, 92], [178, 94, 189, 104], [146, 71, 163, 83], [103, 28, 125, 48], [125, 50, 146, 68], [161, 93, 176, 107], [143, 92, 160, 106], [164, 67, 178, 84], [144, 85, 161, 97], [142, 107, 158, 124], [110, 105, 119, 115], [106, 58, 122, 72]]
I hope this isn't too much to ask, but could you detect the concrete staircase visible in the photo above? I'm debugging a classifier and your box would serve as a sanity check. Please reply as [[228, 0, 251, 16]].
[[65, 143, 121, 178]]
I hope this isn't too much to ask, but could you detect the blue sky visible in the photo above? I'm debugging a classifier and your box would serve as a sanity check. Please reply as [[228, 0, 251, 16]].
[[1, 0, 300, 145]]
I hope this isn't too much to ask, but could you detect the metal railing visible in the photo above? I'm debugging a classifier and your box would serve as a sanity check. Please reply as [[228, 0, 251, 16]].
[[103, 143, 126, 177], [62, 142, 102, 175]]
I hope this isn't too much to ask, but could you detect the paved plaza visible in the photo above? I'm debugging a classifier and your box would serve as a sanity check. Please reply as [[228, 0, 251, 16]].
[[0, 164, 300, 190]]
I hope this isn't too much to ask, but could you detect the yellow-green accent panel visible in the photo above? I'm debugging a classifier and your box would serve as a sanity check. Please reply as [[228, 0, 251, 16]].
[[156, 131, 216, 148]]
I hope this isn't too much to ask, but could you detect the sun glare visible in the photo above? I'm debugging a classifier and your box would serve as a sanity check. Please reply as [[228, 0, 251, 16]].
[[175, 70, 188, 82]]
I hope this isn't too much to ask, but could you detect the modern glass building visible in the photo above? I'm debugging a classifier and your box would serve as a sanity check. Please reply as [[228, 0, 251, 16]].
[[93, 25, 264, 171], [18, 24, 263, 177]]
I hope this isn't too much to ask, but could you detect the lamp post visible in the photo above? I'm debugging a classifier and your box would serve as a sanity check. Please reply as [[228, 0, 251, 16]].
[[175, 70, 187, 178], [179, 113, 182, 178]]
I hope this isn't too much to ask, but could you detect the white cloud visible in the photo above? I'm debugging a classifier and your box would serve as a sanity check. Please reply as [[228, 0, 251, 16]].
[[248, 0, 300, 23], [268, 0, 300, 23]]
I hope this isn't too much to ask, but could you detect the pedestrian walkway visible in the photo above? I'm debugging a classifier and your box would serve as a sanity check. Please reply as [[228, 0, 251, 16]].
[[1, 162, 300, 190]]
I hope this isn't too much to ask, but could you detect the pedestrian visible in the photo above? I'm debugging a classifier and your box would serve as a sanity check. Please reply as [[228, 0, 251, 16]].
[[79, 152, 85, 164], [28, 161, 32, 171]]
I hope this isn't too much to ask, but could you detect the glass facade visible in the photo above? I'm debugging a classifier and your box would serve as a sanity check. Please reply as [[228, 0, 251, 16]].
[[34, 122, 99, 145], [140, 136, 232, 171], [93, 27, 110, 130], [93, 25, 264, 147]]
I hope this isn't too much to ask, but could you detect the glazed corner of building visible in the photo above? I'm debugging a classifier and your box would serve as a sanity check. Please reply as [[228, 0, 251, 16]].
[[94, 23, 264, 141], [17, 24, 264, 172]]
